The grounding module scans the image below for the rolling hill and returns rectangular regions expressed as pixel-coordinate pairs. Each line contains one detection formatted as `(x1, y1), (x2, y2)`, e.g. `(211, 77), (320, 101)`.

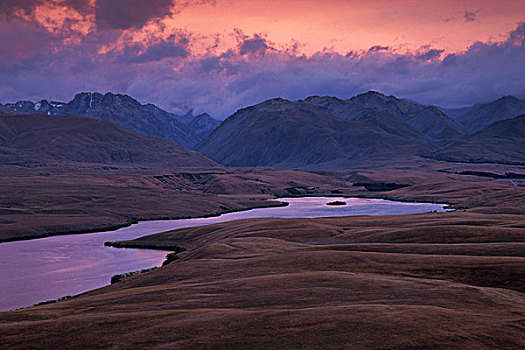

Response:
(0, 114), (217, 168)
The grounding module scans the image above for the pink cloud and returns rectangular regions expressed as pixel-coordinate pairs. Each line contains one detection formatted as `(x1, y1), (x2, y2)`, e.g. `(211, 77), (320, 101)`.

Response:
(0, 9), (523, 120)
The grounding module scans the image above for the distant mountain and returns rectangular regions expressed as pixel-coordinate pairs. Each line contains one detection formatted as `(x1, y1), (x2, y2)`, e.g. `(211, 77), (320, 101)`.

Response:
(175, 112), (221, 141)
(196, 98), (433, 170)
(0, 114), (217, 168)
(6, 92), (219, 148)
(442, 96), (525, 132)
(428, 115), (525, 165)
(0, 103), (15, 115)
(303, 91), (467, 140)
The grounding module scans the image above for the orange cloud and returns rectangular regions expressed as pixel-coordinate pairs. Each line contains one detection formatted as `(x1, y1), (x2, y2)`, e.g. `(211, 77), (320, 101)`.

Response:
(167, 0), (525, 55)
(33, 1), (94, 42)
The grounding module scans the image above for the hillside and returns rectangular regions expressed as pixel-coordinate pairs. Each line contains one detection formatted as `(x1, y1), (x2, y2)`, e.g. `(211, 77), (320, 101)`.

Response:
(429, 114), (525, 164)
(4, 202), (525, 348)
(0, 114), (217, 168)
(6, 93), (220, 148)
(303, 91), (467, 139)
(196, 98), (433, 169)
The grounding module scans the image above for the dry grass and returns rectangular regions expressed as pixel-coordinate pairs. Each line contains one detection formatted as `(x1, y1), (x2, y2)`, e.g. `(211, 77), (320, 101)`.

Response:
(1, 162), (525, 349)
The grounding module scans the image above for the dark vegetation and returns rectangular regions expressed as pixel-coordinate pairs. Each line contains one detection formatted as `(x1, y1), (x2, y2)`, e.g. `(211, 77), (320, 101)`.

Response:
(455, 171), (525, 179)
(32, 296), (72, 307)
(162, 252), (182, 266)
(353, 182), (410, 191)
(106, 241), (187, 267)
(105, 241), (186, 253)
(326, 201), (346, 206)
(110, 267), (158, 284)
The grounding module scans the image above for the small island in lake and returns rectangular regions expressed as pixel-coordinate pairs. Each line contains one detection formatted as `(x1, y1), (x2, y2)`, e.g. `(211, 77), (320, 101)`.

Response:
(326, 201), (347, 206)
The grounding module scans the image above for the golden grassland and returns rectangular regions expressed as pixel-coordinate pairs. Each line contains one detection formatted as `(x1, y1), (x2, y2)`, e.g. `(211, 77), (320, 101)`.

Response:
(1, 164), (525, 349)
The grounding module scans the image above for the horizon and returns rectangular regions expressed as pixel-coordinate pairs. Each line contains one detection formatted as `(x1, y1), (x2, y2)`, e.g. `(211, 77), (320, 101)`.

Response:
(0, 1), (524, 118)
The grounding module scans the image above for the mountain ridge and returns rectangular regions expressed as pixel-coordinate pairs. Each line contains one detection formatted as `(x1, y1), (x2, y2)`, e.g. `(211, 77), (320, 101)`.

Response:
(302, 91), (467, 140)
(196, 97), (434, 170)
(440, 95), (525, 132)
(427, 114), (525, 165)
(6, 92), (220, 149)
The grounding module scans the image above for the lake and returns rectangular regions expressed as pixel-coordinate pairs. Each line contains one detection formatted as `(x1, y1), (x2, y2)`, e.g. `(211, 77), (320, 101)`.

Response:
(0, 197), (447, 311)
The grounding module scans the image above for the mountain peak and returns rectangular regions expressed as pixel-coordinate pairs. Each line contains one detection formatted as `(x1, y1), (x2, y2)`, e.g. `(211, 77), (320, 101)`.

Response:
(6, 91), (220, 149)
(454, 95), (525, 132)
(362, 90), (386, 96)
(353, 90), (390, 99)
(237, 97), (292, 113)
(424, 105), (445, 114)
(303, 95), (344, 103)
(496, 95), (520, 103)
(265, 97), (290, 104)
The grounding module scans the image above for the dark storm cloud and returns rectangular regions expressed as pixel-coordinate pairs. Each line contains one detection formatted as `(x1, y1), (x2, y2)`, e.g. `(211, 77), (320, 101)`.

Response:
(0, 15), (523, 119)
(117, 36), (190, 63)
(239, 34), (270, 56)
(464, 10), (477, 22)
(95, 0), (174, 30)
(0, 19), (55, 66)
(135, 22), (525, 117)
(0, 0), (91, 18)
(368, 45), (389, 53)
(417, 49), (444, 61)
(0, 0), (41, 17)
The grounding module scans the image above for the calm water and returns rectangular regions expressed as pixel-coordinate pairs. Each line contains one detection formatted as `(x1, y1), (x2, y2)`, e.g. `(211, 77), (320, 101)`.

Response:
(0, 197), (446, 311)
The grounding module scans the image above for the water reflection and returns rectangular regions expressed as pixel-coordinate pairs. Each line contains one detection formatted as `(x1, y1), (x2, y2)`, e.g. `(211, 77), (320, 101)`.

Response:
(0, 197), (446, 311)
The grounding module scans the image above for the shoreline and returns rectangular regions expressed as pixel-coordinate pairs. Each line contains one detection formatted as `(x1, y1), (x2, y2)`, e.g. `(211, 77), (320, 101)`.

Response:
(275, 193), (455, 206)
(0, 200), (290, 244)
(0, 192), (455, 244)
(1, 196), (451, 311)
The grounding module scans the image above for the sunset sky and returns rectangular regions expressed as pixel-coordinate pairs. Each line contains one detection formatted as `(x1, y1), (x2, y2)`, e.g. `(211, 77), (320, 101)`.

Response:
(1, 0), (524, 118)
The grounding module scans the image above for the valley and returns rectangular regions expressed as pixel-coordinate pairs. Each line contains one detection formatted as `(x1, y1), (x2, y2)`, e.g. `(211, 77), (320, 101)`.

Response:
(1, 91), (524, 349)
(2, 3), (525, 348)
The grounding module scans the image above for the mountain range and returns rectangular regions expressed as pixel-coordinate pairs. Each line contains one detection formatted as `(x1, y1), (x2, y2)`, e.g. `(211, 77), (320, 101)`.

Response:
(3, 91), (525, 170)
(6, 92), (220, 149)
(302, 91), (467, 140)
(197, 92), (525, 169)
(442, 96), (525, 132)
(429, 114), (525, 165)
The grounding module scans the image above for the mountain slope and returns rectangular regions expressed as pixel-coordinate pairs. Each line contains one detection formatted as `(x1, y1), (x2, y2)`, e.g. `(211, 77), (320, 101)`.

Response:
(303, 91), (467, 139)
(179, 112), (221, 141)
(352, 108), (428, 140)
(0, 114), (217, 168)
(6, 93), (220, 148)
(196, 98), (433, 170)
(447, 96), (525, 132)
(428, 114), (525, 164)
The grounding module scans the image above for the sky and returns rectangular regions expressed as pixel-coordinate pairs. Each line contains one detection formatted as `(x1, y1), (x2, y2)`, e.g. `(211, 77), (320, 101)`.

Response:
(0, 0), (524, 118)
